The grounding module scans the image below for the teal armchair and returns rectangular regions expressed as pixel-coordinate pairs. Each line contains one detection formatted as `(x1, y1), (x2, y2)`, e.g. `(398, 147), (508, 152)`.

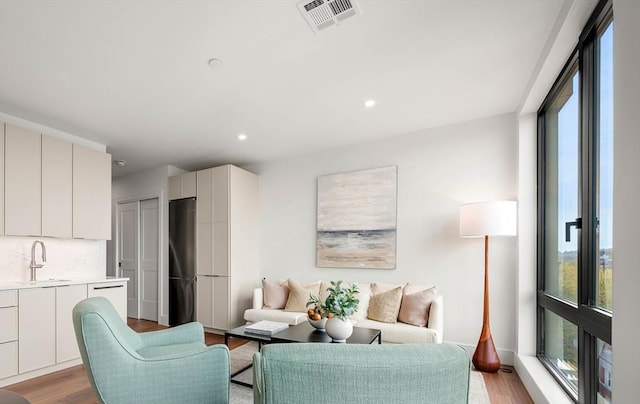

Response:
(73, 297), (230, 404)
(253, 343), (470, 404)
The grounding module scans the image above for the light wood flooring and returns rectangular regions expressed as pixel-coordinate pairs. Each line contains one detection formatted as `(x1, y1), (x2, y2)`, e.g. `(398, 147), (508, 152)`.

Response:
(4, 318), (533, 403)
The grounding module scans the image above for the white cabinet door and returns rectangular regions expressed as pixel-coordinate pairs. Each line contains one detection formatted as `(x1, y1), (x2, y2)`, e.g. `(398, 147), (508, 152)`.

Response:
(88, 281), (127, 321)
(0, 341), (18, 379)
(196, 168), (214, 223)
(56, 284), (87, 363)
(42, 135), (73, 238)
(4, 124), (41, 236)
(0, 122), (4, 235)
(169, 172), (197, 200)
(73, 144), (111, 239)
(212, 276), (230, 330)
(19, 287), (56, 373)
(196, 276), (213, 328)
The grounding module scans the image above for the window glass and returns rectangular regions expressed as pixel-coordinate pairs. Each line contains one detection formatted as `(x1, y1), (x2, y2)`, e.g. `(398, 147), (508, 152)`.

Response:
(544, 309), (578, 393)
(597, 339), (613, 403)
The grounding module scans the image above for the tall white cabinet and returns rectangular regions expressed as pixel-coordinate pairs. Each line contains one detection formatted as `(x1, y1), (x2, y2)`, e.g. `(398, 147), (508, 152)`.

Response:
(196, 165), (258, 331)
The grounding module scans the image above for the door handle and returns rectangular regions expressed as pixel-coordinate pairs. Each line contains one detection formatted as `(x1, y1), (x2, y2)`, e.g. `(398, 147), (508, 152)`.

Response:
(565, 218), (582, 242)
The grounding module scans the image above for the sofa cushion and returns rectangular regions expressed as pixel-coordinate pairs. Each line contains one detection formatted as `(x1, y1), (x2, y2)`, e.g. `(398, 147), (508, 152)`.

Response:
(284, 280), (321, 312)
(367, 285), (402, 323)
(355, 319), (439, 343)
(352, 282), (371, 321)
(244, 308), (309, 325)
(398, 285), (437, 327)
(262, 279), (289, 309)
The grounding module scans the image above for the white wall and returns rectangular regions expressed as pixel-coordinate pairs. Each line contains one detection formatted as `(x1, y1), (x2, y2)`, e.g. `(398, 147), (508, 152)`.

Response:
(246, 113), (518, 358)
(612, 1), (640, 401)
(111, 165), (177, 325)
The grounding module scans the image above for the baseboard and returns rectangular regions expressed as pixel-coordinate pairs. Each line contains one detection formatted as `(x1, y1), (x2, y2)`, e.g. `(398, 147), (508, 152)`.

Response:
(0, 358), (82, 388)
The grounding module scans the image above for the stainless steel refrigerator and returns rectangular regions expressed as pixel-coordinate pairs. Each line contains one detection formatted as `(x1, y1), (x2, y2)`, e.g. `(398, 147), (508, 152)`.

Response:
(169, 197), (196, 326)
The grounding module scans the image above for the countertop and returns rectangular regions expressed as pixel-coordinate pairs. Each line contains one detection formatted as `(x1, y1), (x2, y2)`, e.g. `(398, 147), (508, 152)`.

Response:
(0, 277), (129, 291)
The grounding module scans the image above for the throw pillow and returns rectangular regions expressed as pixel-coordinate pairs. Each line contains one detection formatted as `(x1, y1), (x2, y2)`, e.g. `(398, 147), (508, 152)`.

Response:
(284, 279), (321, 312)
(262, 279), (289, 309)
(367, 285), (403, 323)
(398, 285), (437, 327)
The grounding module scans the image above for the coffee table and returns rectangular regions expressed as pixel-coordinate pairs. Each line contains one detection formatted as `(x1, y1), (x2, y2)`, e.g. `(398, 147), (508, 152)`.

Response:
(224, 322), (382, 387)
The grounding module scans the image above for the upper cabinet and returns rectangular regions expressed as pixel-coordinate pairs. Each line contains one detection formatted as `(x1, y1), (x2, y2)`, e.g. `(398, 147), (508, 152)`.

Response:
(73, 144), (112, 240)
(1, 122), (111, 240)
(4, 124), (42, 236)
(169, 172), (196, 200)
(0, 123), (4, 236)
(42, 136), (73, 238)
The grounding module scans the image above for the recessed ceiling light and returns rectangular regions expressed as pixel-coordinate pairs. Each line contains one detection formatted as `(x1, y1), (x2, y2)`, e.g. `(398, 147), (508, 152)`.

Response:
(208, 58), (222, 68)
(237, 133), (247, 141)
(364, 99), (376, 108)
(114, 160), (127, 167)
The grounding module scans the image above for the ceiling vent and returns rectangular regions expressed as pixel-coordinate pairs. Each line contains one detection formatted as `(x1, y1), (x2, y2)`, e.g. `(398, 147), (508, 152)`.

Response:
(297, 0), (362, 33)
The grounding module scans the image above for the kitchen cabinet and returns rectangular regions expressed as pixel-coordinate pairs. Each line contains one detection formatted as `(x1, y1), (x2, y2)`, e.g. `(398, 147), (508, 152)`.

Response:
(0, 290), (18, 379)
(0, 123), (4, 236)
(4, 124), (41, 236)
(169, 172), (196, 200)
(56, 284), (87, 363)
(73, 143), (112, 239)
(195, 165), (258, 330)
(88, 281), (127, 320)
(42, 135), (73, 238)
(19, 287), (56, 374)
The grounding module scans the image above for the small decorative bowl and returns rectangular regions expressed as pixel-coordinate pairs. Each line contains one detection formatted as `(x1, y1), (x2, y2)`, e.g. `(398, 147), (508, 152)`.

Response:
(308, 316), (328, 331)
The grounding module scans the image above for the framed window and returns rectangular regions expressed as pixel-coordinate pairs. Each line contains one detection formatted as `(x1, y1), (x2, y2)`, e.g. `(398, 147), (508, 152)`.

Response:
(537, 1), (612, 402)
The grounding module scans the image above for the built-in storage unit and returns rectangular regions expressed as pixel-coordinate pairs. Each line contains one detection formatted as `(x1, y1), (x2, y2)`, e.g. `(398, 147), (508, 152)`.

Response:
(42, 135), (73, 238)
(195, 165), (258, 331)
(73, 144), (112, 240)
(4, 124), (41, 236)
(55, 284), (87, 363)
(0, 290), (18, 379)
(18, 287), (56, 374)
(168, 172), (197, 200)
(88, 281), (128, 320)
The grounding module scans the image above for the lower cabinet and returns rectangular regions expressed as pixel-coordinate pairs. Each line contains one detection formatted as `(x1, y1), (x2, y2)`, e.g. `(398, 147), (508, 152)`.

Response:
(88, 281), (127, 320)
(0, 290), (18, 379)
(19, 287), (56, 374)
(196, 275), (229, 330)
(56, 284), (87, 363)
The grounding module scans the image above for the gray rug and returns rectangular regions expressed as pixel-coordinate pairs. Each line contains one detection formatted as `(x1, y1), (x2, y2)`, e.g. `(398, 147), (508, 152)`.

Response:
(229, 342), (490, 404)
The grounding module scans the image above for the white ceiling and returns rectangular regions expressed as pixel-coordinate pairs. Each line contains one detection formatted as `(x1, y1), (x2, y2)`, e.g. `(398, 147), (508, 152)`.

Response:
(0, 0), (567, 177)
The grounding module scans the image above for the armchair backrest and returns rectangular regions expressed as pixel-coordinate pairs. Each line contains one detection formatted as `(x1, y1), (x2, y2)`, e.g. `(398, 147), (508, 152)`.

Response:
(253, 343), (470, 404)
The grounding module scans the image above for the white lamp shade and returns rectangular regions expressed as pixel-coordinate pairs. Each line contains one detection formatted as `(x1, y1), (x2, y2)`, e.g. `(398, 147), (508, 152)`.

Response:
(459, 201), (517, 237)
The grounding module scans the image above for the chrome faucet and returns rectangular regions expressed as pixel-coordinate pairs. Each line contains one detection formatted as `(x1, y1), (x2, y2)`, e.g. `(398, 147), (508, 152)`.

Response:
(29, 240), (47, 282)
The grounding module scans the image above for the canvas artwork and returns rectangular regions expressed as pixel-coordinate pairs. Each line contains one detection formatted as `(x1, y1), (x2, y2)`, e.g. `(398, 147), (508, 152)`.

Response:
(316, 166), (397, 269)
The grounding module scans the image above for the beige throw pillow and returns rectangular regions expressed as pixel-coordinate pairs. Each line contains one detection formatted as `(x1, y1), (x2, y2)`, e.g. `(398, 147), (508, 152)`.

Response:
(397, 285), (437, 327)
(284, 280), (321, 312)
(262, 279), (289, 309)
(367, 285), (403, 323)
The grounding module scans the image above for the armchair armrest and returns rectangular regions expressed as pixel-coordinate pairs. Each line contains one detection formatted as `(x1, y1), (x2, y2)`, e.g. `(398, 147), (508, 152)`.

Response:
(253, 287), (263, 310)
(427, 295), (444, 343)
(138, 322), (205, 347)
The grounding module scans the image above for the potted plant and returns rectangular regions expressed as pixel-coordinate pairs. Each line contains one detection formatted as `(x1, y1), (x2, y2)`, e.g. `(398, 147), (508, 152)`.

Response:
(307, 280), (359, 341)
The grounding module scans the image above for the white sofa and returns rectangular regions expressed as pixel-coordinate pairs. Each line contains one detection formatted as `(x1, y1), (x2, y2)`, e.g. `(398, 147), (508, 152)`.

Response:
(244, 283), (443, 344)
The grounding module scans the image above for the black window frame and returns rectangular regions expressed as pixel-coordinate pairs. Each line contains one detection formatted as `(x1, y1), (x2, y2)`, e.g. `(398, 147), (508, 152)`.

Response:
(536, 0), (613, 402)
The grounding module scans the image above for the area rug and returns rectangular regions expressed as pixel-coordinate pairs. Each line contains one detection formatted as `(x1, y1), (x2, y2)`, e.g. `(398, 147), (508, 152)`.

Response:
(229, 342), (490, 404)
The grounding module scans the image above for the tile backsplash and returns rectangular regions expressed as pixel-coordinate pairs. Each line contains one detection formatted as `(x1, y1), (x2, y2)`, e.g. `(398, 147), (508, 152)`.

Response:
(0, 236), (107, 282)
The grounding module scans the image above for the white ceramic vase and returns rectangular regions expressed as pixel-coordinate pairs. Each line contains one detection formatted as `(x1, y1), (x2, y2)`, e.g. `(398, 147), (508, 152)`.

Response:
(325, 317), (353, 342)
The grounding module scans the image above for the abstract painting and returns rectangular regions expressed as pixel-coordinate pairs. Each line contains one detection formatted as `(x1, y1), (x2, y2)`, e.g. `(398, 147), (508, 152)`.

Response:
(316, 166), (397, 269)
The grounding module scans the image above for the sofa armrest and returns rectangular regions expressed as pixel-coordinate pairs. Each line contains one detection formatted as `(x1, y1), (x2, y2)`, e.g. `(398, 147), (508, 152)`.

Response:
(427, 295), (444, 343)
(253, 287), (263, 310)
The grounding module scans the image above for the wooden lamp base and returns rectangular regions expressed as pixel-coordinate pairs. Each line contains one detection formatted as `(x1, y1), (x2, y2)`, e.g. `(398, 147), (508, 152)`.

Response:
(472, 332), (501, 373)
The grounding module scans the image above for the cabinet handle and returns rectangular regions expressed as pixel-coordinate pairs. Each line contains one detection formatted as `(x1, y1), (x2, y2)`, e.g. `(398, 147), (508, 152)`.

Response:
(92, 285), (124, 290)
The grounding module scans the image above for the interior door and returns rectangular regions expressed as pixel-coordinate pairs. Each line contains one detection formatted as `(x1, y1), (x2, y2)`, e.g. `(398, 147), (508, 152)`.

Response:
(118, 201), (138, 319)
(140, 198), (159, 321)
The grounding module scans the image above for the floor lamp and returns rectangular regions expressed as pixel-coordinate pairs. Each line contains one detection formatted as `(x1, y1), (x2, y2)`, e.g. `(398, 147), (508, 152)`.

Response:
(459, 201), (517, 373)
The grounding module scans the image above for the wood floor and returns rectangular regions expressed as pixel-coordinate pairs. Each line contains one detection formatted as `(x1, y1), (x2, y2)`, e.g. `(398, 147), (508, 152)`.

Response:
(4, 319), (532, 403)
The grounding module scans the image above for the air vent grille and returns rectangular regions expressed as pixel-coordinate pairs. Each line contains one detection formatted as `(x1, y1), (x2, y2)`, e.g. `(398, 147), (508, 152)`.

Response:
(297, 0), (361, 33)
